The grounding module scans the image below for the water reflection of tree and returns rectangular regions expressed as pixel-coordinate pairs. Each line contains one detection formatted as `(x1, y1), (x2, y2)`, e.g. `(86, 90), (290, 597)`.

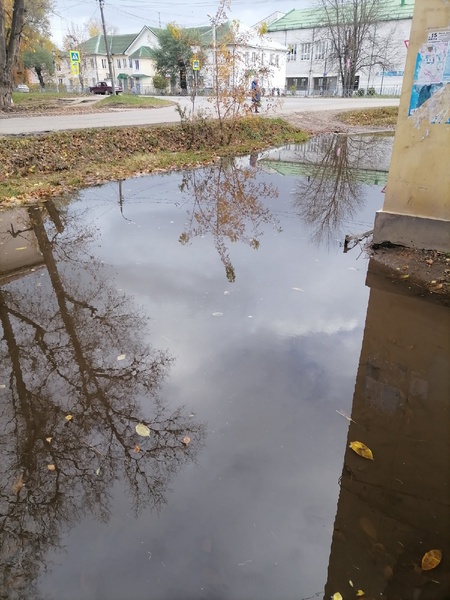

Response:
(294, 134), (385, 245)
(179, 159), (280, 282)
(0, 203), (205, 599)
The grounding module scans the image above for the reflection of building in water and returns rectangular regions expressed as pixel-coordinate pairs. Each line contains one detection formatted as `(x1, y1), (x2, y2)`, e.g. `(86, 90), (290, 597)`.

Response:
(324, 261), (450, 599)
(260, 135), (393, 185)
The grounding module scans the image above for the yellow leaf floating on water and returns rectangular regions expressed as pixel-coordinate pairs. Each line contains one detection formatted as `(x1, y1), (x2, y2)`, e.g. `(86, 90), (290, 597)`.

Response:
(359, 516), (377, 540)
(421, 549), (442, 571)
(348, 581), (353, 588)
(349, 441), (374, 460)
(356, 591), (365, 597)
(332, 593), (343, 600)
(135, 423), (150, 437)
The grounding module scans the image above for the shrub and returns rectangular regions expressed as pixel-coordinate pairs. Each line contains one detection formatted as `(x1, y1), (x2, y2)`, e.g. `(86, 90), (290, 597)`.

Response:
(367, 87), (376, 96)
(153, 74), (168, 93)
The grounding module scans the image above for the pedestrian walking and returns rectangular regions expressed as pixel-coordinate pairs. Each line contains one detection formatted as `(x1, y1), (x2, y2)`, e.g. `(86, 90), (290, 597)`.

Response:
(251, 77), (261, 113)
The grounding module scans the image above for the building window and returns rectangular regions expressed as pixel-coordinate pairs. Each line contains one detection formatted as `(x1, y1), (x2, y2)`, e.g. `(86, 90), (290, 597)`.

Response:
(101, 58), (107, 68)
(287, 76), (308, 90)
(275, 54), (279, 67)
(288, 45), (297, 61)
(134, 59), (140, 70)
(314, 40), (327, 60)
(90, 58), (95, 69)
(244, 52), (249, 66)
(270, 53), (275, 65)
(59, 78), (63, 85)
(129, 59), (133, 68)
(251, 52), (257, 64)
(117, 59), (121, 68)
(300, 43), (311, 61)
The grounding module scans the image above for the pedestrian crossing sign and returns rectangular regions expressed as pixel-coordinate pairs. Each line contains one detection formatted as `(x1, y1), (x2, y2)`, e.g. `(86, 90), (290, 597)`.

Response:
(70, 51), (80, 62)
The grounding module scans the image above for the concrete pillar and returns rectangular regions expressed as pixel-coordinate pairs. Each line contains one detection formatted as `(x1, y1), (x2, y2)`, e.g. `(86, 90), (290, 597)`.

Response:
(373, 0), (450, 252)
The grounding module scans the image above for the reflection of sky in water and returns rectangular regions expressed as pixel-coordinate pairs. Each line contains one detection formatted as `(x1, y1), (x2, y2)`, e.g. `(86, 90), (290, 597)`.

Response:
(35, 159), (386, 599)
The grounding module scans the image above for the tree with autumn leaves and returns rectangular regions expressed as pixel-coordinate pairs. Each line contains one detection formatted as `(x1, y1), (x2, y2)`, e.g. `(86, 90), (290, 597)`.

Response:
(0, 0), (52, 108)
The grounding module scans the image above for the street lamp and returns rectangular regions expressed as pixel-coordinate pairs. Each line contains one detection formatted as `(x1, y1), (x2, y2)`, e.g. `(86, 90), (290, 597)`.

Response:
(206, 13), (216, 93)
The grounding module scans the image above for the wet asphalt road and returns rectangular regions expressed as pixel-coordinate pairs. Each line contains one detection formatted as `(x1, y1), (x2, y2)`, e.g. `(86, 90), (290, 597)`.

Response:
(0, 96), (399, 136)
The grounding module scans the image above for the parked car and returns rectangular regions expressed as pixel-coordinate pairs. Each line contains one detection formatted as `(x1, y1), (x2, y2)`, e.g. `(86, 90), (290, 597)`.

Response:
(15, 84), (30, 93)
(89, 81), (122, 95)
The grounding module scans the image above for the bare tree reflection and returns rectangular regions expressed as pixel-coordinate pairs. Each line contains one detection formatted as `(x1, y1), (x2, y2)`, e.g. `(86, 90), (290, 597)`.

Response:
(0, 202), (205, 598)
(293, 134), (389, 245)
(179, 158), (281, 282)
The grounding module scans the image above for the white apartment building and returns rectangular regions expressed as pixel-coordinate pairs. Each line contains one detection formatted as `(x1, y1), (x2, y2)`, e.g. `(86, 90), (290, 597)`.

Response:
(266, 0), (414, 96)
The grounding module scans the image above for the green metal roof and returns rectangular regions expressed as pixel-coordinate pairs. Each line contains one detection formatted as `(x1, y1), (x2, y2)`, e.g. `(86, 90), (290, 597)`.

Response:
(128, 46), (154, 59)
(267, 0), (415, 32)
(80, 33), (138, 55)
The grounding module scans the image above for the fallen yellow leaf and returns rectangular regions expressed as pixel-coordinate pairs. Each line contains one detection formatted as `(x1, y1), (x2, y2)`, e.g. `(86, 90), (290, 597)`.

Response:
(430, 283), (443, 292)
(65, 414), (73, 421)
(133, 444), (140, 453)
(399, 274), (409, 279)
(45, 437), (52, 443)
(359, 516), (377, 539)
(421, 549), (442, 571)
(182, 436), (191, 446)
(332, 593), (343, 600)
(349, 441), (374, 460)
(47, 464), (56, 471)
(356, 591), (365, 597)
(135, 423), (150, 437)
(12, 473), (24, 494)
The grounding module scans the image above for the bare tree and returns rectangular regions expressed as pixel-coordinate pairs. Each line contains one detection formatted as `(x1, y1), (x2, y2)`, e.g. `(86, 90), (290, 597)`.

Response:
(0, 201), (206, 596)
(293, 134), (388, 245)
(316, 0), (398, 96)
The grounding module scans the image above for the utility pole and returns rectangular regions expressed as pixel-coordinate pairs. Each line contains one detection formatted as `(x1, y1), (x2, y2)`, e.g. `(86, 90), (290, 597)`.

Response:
(99, 0), (115, 94)
(206, 13), (217, 94)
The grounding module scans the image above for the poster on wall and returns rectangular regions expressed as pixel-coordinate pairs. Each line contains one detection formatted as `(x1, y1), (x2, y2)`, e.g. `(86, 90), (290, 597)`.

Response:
(408, 29), (450, 124)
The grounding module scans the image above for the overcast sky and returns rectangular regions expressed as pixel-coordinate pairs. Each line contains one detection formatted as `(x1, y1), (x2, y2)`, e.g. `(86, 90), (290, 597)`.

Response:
(50, 0), (314, 47)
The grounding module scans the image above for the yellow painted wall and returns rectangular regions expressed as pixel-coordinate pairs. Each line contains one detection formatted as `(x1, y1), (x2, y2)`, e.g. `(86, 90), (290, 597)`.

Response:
(374, 0), (450, 251)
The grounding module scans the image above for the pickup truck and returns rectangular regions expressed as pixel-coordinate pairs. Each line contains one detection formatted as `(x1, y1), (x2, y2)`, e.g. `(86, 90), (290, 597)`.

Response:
(89, 81), (122, 95)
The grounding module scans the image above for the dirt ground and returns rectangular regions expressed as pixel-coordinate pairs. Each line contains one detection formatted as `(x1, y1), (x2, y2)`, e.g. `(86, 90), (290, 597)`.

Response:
(283, 108), (395, 135)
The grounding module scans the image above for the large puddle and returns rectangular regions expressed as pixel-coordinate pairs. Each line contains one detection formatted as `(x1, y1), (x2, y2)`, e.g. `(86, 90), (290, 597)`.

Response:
(1, 135), (449, 600)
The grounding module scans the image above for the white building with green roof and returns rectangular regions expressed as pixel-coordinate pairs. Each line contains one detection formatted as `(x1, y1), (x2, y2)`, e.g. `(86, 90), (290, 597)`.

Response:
(77, 27), (161, 93)
(266, 0), (415, 96)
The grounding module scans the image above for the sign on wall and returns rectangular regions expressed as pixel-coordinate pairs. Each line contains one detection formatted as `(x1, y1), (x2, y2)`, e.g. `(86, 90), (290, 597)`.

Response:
(408, 28), (450, 124)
